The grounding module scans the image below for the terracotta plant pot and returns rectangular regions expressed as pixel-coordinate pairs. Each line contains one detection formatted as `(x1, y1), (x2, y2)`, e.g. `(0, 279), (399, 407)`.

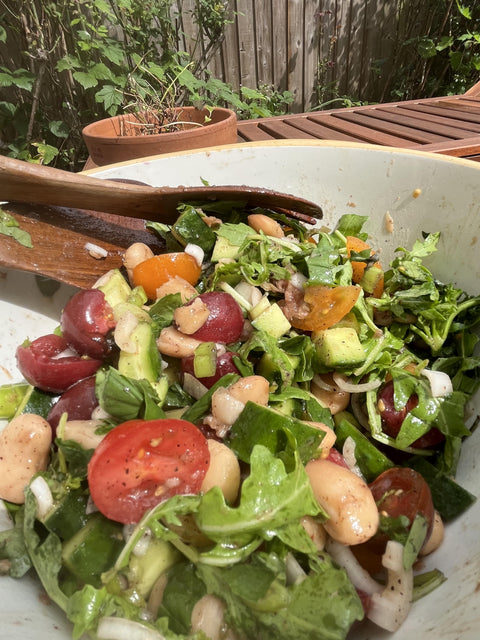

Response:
(82, 106), (238, 166)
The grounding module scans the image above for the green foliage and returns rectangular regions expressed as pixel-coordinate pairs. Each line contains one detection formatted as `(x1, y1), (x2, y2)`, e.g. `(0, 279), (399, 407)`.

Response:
(386, 0), (480, 101)
(0, 0), (291, 170)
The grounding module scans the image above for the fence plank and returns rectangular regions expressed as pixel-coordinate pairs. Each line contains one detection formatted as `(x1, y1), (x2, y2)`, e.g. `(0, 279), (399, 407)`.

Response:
(287, 0), (306, 111)
(236, 0), (258, 89)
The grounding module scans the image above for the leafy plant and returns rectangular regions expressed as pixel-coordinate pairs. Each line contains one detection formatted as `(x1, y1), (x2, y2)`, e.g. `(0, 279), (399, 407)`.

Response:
(0, 0), (291, 169)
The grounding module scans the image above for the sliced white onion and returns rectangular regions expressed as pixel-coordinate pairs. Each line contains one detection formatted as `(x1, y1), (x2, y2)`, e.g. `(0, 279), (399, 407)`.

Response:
(185, 243), (204, 267)
(85, 242), (108, 259)
(367, 540), (413, 632)
(183, 372), (209, 400)
(114, 311), (139, 353)
(312, 374), (336, 392)
(0, 499), (13, 532)
(350, 393), (370, 429)
(326, 538), (382, 596)
(290, 271), (307, 290)
(91, 405), (112, 421)
(285, 552), (307, 585)
(96, 617), (166, 640)
(341, 437), (364, 479)
(234, 281), (263, 307)
(332, 372), (381, 393)
(421, 368), (453, 397)
(30, 476), (54, 519)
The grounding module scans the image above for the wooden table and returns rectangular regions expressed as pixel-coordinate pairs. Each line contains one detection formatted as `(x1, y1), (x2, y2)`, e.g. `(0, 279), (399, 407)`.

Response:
(236, 84), (480, 162)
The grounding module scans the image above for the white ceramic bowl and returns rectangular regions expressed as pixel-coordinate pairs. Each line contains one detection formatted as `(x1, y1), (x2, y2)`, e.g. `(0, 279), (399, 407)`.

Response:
(0, 141), (479, 640)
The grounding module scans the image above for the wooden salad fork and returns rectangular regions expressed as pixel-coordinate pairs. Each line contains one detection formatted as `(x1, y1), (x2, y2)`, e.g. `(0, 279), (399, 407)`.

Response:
(0, 155), (322, 289)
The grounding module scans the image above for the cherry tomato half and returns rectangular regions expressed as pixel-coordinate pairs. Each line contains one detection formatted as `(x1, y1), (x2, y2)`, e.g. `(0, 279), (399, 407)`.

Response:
(369, 467), (435, 540)
(87, 418), (210, 524)
(132, 253), (201, 300)
(290, 285), (360, 332)
(16, 334), (102, 393)
(346, 236), (384, 298)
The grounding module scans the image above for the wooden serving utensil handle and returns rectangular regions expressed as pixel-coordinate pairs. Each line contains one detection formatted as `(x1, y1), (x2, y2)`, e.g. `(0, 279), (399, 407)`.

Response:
(0, 155), (323, 224)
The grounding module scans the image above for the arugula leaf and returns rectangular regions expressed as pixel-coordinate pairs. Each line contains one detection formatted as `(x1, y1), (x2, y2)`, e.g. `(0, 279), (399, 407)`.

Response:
(0, 506), (31, 577)
(199, 550), (363, 640)
(149, 293), (184, 337)
(335, 213), (369, 239)
(196, 446), (322, 563)
(305, 233), (343, 285)
(0, 207), (32, 247)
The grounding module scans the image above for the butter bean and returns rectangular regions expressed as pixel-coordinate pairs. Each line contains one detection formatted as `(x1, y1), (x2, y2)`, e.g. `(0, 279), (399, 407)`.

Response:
(305, 457), (379, 545)
(123, 242), (154, 284)
(201, 439), (241, 503)
(0, 414), (52, 504)
(156, 326), (203, 357)
(228, 375), (270, 406)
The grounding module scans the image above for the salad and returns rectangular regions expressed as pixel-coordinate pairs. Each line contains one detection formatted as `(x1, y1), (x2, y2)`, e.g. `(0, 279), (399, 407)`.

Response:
(0, 203), (479, 640)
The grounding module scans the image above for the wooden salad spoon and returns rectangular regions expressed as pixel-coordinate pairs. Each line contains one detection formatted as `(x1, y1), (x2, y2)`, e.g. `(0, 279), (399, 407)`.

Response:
(0, 155), (323, 289)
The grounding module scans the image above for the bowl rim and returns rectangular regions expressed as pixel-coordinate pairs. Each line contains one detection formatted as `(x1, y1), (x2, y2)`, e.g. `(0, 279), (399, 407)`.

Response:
(82, 138), (480, 175)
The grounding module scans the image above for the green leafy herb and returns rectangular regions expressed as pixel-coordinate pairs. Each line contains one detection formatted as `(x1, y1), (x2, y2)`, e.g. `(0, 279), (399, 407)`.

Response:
(0, 208), (32, 248)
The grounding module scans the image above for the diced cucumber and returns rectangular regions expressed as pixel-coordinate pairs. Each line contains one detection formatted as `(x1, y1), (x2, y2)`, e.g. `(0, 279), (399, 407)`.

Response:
(252, 303), (291, 338)
(0, 383), (30, 419)
(211, 236), (240, 262)
(315, 327), (366, 368)
(333, 411), (393, 482)
(62, 512), (123, 586)
(128, 537), (180, 598)
(172, 208), (216, 252)
(408, 457), (477, 521)
(360, 265), (383, 294)
(43, 488), (89, 540)
(118, 322), (161, 382)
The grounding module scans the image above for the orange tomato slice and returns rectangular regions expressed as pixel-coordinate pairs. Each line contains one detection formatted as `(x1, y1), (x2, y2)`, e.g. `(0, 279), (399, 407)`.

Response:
(346, 236), (384, 298)
(291, 285), (361, 332)
(132, 252), (201, 299)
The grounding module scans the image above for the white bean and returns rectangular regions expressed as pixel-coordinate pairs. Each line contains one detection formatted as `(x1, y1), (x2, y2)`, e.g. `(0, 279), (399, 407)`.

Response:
(155, 275), (197, 303)
(0, 414), (52, 504)
(201, 439), (241, 503)
(211, 387), (245, 426)
(228, 375), (270, 406)
(173, 297), (209, 335)
(156, 326), (203, 357)
(123, 242), (154, 285)
(248, 213), (285, 238)
(191, 594), (226, 640)
(305, 457), (379, 545)
(419, 510), (444, 556)
(62, 419), (106, 450)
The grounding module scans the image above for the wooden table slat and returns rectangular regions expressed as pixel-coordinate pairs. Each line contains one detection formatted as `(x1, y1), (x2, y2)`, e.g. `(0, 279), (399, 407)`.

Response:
(262, 116), (361, 142)
(307, 113), (419, 147)
(395, 103), (480, 130)
(331, 111), (448, 144)
(367, 106), (477, 139)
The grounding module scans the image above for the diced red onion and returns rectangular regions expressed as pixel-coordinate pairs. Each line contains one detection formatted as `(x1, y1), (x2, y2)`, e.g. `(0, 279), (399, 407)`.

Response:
(332, 372), (381, 393)
(30, 476), (54, 519)
(185, 243), (204, 267)
(421, 368), (453, 397)
(96, 617), (166, 640)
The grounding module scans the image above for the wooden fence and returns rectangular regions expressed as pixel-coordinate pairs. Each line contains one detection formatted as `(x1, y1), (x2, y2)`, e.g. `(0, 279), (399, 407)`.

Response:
(176, 0), (436, 113)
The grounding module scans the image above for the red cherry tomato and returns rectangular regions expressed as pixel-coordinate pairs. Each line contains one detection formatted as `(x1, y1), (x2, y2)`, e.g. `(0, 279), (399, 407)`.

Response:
(16, 334), (102, 393)
(378, 380), (444, 448)
(187, 292), (244, 343)
(47, 375), (98, 432)
(369, 467), (435, 540)
(87, 419), (210, 524)
(181, 351), (240, 388)
(61, 289), (116, 359)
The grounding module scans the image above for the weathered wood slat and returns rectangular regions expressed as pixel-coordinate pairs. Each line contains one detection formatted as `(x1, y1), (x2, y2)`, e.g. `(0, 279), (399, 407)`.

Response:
(362, 107), (473, 139)
(283, 116), (362, 141)
(331, 111), (447, 143)
(287, 0), (305, 111)
(395, 104), (480, 131)
(307, 113), (419, 147)
(255, 0), (274, 86)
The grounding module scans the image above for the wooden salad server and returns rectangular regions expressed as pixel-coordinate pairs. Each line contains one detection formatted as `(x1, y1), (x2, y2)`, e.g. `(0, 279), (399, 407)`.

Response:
(0, 155), (323, 289)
